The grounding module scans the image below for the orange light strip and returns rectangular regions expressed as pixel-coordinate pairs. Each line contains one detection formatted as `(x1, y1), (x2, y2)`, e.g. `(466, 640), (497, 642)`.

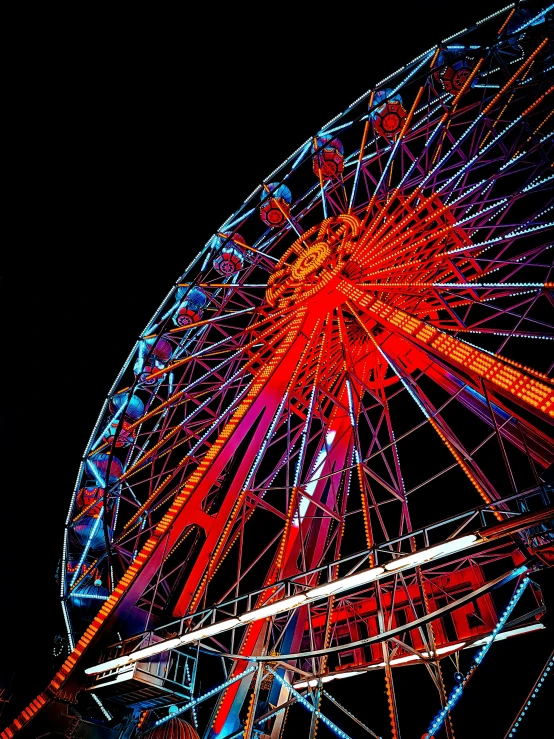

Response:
(122, 426), (194, 483)
(157, 307), (258, 336)
(121, 313), (302, 533)
(497, 7), (515, 36)
(341, 282), (554, 418)
(348, 118), (371, 215)
(482, 38), (549, 117)
(274, 316), (328, 576)
(359, 467), (376, 566)
(431, 58), (485, 166)
(521, 83), (554, 117)
(480, 60), (534, 150)
(360, 50), (443, 240)
(367, 90), (419, 217)
(358, 44), (548, 260)
(215, 234), (279, 262)
(428, 418), (503, 520)
(45, 310), (308, 698)
(93, 310), (292, 460)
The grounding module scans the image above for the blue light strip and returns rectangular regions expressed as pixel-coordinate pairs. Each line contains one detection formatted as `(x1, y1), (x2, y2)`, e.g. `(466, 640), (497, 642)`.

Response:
(243, 391), (288, 491)
(322, 690), (382, 739)
(293, 385), (317, 489)
(152, 666), (257, 727)
(444, 220), (554, 257)
(509, 4), (554, 34)
(435, 115), (521, 195)
(475, 4), (514, 26)
(69, 510), (104, 587)
(219, 207), (256, 233)
(425, 574), (530, 738)
(267, 667), (352, 739)
(504, 648), (554, 737)
(346, 379), (356, 427)
(522, 170), (554, 192)
(373, 343), (430, 418)
(291, 141), (312, 171)
(364, 51), (435, 203)
(91, 692), (113, 721)
(185, 663), (198, 729)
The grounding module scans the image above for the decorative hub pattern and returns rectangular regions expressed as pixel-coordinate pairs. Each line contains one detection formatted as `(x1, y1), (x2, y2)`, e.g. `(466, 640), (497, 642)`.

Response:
(266, 213), (360, 307)
(290, 241), (330, 281)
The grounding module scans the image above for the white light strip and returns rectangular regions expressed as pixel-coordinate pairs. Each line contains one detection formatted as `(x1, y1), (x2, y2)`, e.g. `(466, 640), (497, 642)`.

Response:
(90, 666), (136, 689)
(379, 642), (467, 666)
(86, 656), (132, 674)
(308, 567), (385, 598)
(384, 535), (478, 571)
(294, 670), (366, 689)
(179, 618), (239, 643)
(85, 533), (482, 676)
(85, 638), (182, 674)
(468, 623), (545, 647)
(293, 628), (542, 686)
(239, 594), (308, 622)
(130, 638), (182, 661)
(442, 28), (467, 42)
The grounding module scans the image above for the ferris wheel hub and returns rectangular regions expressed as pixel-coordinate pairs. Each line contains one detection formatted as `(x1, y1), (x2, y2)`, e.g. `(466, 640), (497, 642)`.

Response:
(291, 240), (331, 281)
(266, 213), (361, 307)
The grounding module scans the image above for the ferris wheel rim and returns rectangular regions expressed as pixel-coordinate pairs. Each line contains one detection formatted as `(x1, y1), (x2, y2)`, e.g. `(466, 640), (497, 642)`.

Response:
(4, 4), (553, 739)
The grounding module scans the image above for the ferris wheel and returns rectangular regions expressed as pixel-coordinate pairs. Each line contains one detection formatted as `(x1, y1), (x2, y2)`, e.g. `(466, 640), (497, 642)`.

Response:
(3, 3), (554, 738)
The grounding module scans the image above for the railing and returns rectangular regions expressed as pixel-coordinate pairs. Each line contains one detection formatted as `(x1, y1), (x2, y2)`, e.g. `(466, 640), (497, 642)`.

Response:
(95, 485), (552, 663)
(95, 636), (197, 692)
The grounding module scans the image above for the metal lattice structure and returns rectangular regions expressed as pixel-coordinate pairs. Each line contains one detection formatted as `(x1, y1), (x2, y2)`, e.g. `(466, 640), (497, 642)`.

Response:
(3, 3), (554, 738)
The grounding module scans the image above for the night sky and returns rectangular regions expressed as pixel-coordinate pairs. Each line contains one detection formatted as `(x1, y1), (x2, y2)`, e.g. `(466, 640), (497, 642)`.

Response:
(3, 3), (552, 737)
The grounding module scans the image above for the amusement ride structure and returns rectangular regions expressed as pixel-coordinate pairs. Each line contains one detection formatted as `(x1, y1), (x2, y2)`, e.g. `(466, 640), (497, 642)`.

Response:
(3, 3), (554, 737)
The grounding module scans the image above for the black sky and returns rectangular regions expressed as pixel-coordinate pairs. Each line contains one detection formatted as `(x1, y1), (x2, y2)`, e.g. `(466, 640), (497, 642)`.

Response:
(3, 3), (552, 736)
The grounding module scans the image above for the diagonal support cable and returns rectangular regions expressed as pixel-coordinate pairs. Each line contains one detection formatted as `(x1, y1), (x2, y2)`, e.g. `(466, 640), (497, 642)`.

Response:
(267, 667), (353, 739)
(423, 575), (530, 738)
(322, 689), (382, 738)
(146, 665), (257, 730)
(503, 647), (554, 737)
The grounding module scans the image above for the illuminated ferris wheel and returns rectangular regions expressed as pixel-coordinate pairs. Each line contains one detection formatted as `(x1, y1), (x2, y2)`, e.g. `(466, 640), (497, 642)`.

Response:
(3, 3), (554, 738)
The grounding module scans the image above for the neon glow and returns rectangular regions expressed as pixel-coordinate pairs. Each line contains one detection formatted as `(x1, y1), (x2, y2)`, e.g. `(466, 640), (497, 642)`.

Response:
(294, 670), (366, 689)
(425, 575), (530, 738)
(7, 6), (553, 738)
(384, 535), (478, 571)
(179, 618), (240, 643)
(505, 648), (553, 737)
(308, 567), (385, 598)
(295, 429), (336, 525)
(268, 668), (353, 739)
(238, 594), (308, 622)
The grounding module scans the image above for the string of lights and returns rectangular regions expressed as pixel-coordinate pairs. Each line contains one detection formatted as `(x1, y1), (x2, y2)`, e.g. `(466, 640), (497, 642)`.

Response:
(503, 647), (554, 738)
(423, 573), (530, 738)
(267, 668), (353, 739)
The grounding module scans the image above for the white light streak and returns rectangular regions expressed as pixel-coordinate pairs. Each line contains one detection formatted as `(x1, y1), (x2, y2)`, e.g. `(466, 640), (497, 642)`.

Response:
(308, 567), (384, 598)
(384, 535), (478, 571)
(238, 594), (308, 622)
(179, 618), (240, 643)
